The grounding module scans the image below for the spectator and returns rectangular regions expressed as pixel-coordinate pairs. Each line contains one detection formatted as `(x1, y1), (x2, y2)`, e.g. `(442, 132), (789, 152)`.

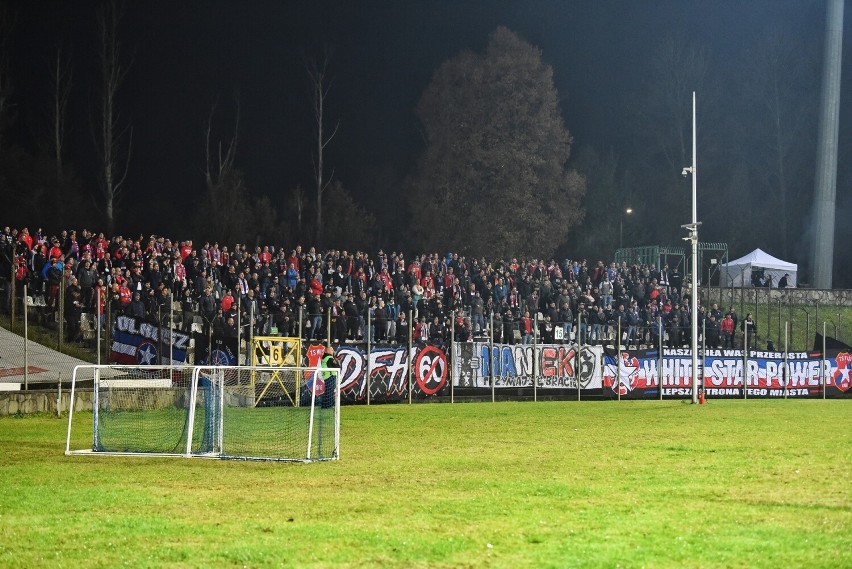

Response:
(128, 292), (146, 319)
(307, 293), (323, 340)
(429, 315), (446, 347)
(332, 297), (347, 344)
(705, 314), (720, 348)
(396, 311), (411, 344)
(720, 313), (734, 349)
(342, 292), (358, 340)
(538, 314), (555, 344)
(557, 301), (573, 344)
(64, 287), (83, 342)
(741, 313), (757, 348)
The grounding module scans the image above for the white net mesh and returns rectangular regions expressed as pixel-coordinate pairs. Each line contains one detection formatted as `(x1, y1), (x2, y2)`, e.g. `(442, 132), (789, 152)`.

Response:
(66, 365), (339, 462)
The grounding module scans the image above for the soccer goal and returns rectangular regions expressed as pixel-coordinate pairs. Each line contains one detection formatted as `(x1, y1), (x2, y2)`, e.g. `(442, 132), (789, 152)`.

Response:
(65, 364), (340, 462)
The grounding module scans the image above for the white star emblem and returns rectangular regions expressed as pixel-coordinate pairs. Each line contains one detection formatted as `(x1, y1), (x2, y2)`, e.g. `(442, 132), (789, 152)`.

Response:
(138, 343), (157, 365)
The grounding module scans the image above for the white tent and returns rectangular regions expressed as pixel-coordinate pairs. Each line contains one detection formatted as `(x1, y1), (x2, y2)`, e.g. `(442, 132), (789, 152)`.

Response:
(719, 248), (797, 288)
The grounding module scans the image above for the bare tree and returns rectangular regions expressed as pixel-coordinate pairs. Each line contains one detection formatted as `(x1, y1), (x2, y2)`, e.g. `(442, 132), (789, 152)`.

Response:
(741, 28), (818, 259)
(204, 98), (239, 198)
(636, 35), (711, 174)
(201, 97), (253, 243)
(629, 33), (722, 244)
(50, 45), (72, 182)
(290, 184), (307, 236)
(305, 54), (339, 247)
(95, 0), (132, 235)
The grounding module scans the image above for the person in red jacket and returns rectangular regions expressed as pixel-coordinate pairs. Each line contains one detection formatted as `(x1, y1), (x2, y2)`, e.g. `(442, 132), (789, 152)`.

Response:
(18, 227), (33, 251)
(118, 282), (132, 313)
(48, 238), (63, 260)
(309, 275), (324, 297)
(720, 313), (735, 349)
(179, 240), (193, 261)
(221, 290), (235, 314)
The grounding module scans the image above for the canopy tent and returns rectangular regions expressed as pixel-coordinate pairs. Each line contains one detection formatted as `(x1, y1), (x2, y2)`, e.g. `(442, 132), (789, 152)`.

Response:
(719, 248), (797, 288)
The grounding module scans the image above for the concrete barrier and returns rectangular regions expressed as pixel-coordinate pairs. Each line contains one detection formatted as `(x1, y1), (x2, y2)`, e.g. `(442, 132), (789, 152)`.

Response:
(0, 389), (94, 416)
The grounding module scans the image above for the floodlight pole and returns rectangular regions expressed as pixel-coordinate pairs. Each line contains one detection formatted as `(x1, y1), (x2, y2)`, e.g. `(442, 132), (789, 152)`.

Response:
(682, 91), (700, 405)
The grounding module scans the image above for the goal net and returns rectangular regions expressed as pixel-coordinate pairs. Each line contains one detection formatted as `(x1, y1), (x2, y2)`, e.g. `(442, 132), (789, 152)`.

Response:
(65, 364), (340, 462)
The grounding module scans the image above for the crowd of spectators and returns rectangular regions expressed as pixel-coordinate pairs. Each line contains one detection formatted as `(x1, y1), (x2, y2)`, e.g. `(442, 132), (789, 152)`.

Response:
(0, 225), (757, 349)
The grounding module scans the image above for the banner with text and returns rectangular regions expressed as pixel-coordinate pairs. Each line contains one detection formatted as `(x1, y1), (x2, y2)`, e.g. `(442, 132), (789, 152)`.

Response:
(601, 348), (852, 399)
(110, 315), (190, 365)
(452, 342), (603, 390)
(305, 343), (448, 403)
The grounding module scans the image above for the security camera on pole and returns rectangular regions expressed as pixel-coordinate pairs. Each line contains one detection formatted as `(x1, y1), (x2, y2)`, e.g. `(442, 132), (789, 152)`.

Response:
(682, 92), (700, 405)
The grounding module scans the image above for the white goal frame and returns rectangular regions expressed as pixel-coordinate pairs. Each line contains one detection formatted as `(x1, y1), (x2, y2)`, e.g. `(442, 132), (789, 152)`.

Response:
(65, 364), (341, 462)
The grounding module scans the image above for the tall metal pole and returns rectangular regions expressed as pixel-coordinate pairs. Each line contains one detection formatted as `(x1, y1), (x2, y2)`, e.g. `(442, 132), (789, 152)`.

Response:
(777, 299), (782, 348)
(617, 317), (622, 402)
(170, 293), (175, 366)
(822, 322), (827, 399)
(743, 327), (749, 399)
(236, 297), (242, 366)
(297, 306), (304, 401)
(157, 304), (163, 364)
(576, 313), (582, 402)
(489, 312), (495, 403)
(249, 301), (254, 368)
(24, 284), (29, 390)
(783, 321), (789, 399)
(10, 259), (16, 329)
(325, 307), (331, 345)
(106, 296), (112, 364)
(533, 313), (538, 402)
(811, 0), (844, 288)
(410, 310), (415, 405)
(96, 287), (101, 366)
(366, 308), (372, 406)
(687, 91), (700, 405)
(701, 318), (706, 395)
(59, 271), (65, 353)
(658, 317), (664, 400)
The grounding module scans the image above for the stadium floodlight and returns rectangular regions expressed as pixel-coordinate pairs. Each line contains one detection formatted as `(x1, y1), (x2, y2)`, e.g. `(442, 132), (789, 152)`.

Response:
(65, 364), (340, 462)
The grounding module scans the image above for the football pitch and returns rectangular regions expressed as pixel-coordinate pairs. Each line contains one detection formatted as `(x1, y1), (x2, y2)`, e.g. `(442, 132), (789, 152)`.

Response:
(1, 400), (849, 568)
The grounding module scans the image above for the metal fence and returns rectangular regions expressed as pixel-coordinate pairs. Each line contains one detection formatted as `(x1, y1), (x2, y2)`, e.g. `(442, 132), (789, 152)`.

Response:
(2, 275), (851, 406)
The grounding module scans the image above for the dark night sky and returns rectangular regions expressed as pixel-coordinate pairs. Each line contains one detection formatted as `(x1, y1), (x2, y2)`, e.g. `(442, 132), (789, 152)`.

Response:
(6, 0), (849, 246)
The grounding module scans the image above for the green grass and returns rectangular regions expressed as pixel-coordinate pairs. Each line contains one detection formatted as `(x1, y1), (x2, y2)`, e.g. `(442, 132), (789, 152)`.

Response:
(1, 401), (850, 568)
(91, 403), (334, 459)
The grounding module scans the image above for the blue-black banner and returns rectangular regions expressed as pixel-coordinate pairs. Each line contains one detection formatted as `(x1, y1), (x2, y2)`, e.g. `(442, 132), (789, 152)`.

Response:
(193, 334), (238, 366)
(110, 315), (190, 365)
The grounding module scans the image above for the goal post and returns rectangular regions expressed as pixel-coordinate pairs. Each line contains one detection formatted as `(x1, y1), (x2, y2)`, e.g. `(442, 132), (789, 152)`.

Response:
(65, 365), (197, 457)
(65, 364), (340, 462)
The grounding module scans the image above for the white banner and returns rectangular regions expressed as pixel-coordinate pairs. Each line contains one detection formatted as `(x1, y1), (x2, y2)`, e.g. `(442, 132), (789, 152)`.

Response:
(453, 342), (602, 389)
